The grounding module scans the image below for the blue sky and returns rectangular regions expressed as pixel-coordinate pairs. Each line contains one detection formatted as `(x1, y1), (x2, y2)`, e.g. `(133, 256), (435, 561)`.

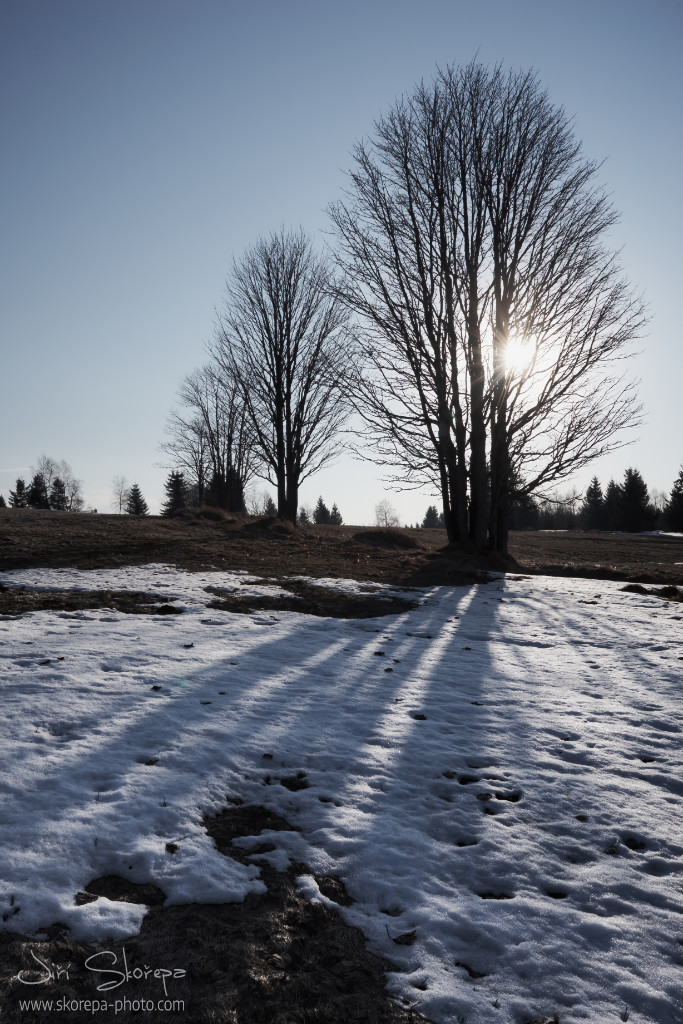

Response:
(1, 0), (681, 520)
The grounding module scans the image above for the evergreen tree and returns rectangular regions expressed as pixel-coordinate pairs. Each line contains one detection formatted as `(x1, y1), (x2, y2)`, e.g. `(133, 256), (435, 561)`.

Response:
(298, 507), (310, 525)
(313, 496), (330, 524)
(49, 477), (68, 511)
(422, 505), (440, 528)
(161, 471), (186, 517)
(26, 473), (50, 509)
(617, 468), (656, 532)
(125, 483), (149, 516)
(664, 466), (683, 532)
(263, 495), (277, 516)
(603, 480), (622, 531)
(329, 503), (343, 525)
(579, 477), (605, 530)
(8, 479), (28, 508)
(0, 494), (6, 507)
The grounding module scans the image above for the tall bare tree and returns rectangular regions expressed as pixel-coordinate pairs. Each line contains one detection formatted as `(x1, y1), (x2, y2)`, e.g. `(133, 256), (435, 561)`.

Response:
(330, 62), (645, 553)
(213, 229), (351, 521)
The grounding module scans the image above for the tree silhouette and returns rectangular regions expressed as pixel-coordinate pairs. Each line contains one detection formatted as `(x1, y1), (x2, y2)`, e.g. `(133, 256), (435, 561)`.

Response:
(422, 505), (441, 529)
(8, 479), (28, 508)
(49, 477), (68, 511)
(329, 503), (343, 525)
(580, 478), (606, 531)
(125, 484), (149, 516)
(214, 229), (351, 522)
(161, 471), (186, 517)
(26, 473), (50, 509)
(617, 469), (656, 532)
(313, 496), (330, 524)
(330, 62), (644, 553)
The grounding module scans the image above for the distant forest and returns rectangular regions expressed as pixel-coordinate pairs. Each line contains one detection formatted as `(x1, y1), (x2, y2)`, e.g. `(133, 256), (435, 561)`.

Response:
(2, 462), (682, 535)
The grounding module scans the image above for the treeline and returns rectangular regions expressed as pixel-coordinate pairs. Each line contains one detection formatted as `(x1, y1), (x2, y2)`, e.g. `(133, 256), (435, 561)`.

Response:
(3, 457), (84, 512)
(299, 497), (343, 525)
(157, 472), (346, 527)
(508, 467), (683, 533)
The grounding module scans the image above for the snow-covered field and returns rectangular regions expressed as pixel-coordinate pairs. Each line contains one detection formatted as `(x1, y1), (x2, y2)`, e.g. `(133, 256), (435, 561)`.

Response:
(1, 564), (682, 1024)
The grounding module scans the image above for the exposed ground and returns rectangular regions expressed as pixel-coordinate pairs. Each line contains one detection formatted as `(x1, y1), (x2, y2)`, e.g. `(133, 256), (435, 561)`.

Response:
(1, 507), (682, 586)
(0, 507), (681, 1023)
(0, 805), (426, 1024)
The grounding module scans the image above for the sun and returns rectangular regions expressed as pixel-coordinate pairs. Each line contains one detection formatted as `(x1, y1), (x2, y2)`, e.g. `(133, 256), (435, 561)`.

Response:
(502, 335), (536, 375)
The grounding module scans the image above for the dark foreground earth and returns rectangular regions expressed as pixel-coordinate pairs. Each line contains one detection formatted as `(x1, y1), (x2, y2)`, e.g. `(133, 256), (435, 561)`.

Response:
(0, 508), (680, 1023)
(1, 506), (682, 586)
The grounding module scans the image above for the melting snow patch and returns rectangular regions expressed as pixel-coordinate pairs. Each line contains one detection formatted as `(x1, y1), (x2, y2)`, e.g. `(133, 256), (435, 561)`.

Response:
(0, 565), (681, 1024)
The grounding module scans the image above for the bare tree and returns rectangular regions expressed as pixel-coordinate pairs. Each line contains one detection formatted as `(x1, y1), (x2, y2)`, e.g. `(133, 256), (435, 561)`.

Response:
(111, 475), (129, 514)
(160, 363), (256, 511)
(213, 228), (351, 522)
(375, 499), (400, 528)
(33, 455), (84, 511)
(330, 62), (645, 553)
(159, 412), (210, 505)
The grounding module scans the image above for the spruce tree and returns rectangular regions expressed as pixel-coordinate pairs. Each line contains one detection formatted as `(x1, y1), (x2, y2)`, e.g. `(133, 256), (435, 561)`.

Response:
(264, 495), (277, 516)
(26, 473), (50, 509)
(49, 477), (68, 511)
(664, 466), (683, 532)
(0, 494), (6, 507)
(298, 507), (310, 525)
(8, 479), (28, 508)
(422, 505), (440, 528)
(580, 477), (605, 530)
(161, 471), (186, 517)
(603, 480), (622, 531)
(617, 468), (656, 532)
(329, 503), (343, 525)
(125, 483), (149, 516)
(313, 496), (330, 524)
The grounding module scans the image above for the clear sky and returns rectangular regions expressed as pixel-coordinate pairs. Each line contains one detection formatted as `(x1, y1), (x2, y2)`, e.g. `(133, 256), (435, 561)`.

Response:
(1, 0), (681, 521)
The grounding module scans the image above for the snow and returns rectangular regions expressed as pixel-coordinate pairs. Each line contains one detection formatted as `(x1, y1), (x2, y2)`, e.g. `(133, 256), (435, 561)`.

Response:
(1, 563), (682, 1024)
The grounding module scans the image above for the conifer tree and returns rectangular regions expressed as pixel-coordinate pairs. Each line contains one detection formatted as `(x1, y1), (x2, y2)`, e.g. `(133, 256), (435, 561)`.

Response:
(422, 505), (440, 529)
(26, 473), (50, 509)
(263, 495), (277, 516)
(603, 480), (622, 531)
(664, 466), (683, 532)
(49, 477), (68, 511)
(8, 479), (28, 508)
(125, 483), (149, 516)
(298, 507), (310, 525)
(313, 496), (330, 524)
(161, 471), (186, 517)
(617, 468), (656, 532)
(329, 503), (343, 525)
(0, 494), (6, 507)
(579, 477), (605, 530)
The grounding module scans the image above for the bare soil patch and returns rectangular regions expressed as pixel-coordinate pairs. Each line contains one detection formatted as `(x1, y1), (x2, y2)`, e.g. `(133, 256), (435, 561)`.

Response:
(205, 578), (418, 619)
(2, 508), (680, 585)
(0, 586), (183, 618)
(0, 804), (428, 1024)
(507, 529), (683, 585)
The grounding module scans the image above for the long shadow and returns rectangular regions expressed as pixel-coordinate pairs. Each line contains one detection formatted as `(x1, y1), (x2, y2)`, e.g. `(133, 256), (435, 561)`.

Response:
(3, 570), (679, 1024)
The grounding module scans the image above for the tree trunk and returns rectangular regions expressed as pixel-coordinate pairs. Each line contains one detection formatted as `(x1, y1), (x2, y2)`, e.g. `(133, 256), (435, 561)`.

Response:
(467, 283), (489, 550)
